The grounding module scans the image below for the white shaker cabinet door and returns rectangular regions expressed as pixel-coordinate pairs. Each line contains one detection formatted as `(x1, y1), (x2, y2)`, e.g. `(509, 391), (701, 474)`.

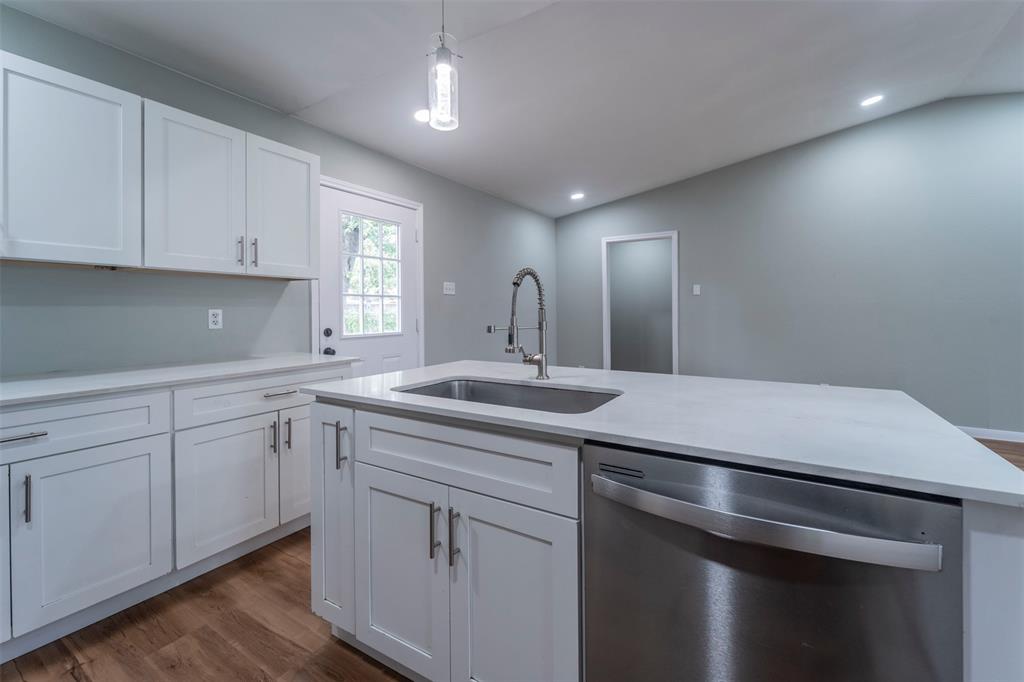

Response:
(449, 488), (580, 682)
(9, 435), (172, 636)
(279, 404), (312, 524)
(0, 52), (142, 266)
(174, 414), (280, 568)
(245, 134), (319, 279)
(1, 465), (10, 643)
(355, 463), (451, 681)
(144, 100), (245, 274)
(310, 403), (355, 633)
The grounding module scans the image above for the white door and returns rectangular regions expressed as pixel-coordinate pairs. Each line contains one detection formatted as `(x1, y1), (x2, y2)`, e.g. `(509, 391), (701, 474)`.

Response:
(1, 465), (10, 644)
(319, 186), (421, 375)
(10, 435), (172, 636)
(449, 488), (580, 682)
(311, 403), (355, 633)
(174, 414), (280, 568)
(355, 463), (450, 681)
(144, 100), (245, 274)
(246, 134), (319, 278)
(0, 52), (142, 266)
(279, 404), (312, 524)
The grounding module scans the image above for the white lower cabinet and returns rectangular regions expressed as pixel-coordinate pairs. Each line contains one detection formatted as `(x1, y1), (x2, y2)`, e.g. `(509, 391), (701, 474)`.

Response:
(349, 453), (581, 682)
(9, 435), (172, 636)
(280, 405), (312, 524)
(449, 488), (580, 682)
(1, 465), (10, 643)
(311, 403), (355, 633)
(174, 414), (280, 568)
(355, 463), (452, 681)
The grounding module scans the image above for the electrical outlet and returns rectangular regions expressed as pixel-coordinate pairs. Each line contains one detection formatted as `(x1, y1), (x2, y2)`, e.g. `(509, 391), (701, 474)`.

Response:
(692, 284), (701, 296)
(443, 281), (456, 296)
(208, 309), (223, 329)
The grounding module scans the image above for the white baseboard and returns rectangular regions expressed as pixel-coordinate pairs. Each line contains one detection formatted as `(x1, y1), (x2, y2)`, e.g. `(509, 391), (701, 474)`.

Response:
(0, 515), (310, 663)
(959, 426), (1024, 443)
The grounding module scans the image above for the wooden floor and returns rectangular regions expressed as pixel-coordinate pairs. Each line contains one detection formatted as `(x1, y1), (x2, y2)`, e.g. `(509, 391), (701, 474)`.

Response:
(1, 529), (405, 682)
(980, 438), (1024, 471)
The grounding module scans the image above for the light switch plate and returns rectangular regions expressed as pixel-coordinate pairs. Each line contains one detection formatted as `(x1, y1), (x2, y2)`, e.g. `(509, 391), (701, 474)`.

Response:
(692, 284), (701, 296)
(443, 281), (456, 296)
(208, 309), (223, 329)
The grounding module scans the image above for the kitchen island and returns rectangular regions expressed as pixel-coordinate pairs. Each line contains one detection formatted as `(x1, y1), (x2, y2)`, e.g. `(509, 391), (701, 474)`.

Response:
(303, 361), (1024, 682)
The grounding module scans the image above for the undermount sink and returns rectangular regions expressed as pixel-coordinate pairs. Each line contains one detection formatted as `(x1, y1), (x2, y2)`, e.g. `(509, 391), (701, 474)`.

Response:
(395, 378), (620, 414)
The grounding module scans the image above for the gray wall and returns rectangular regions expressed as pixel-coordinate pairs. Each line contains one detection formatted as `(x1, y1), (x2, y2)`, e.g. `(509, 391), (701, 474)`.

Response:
(557, 94), (1024, 431)
(608, 239), (674, 373)
(0, 7), (556, 376)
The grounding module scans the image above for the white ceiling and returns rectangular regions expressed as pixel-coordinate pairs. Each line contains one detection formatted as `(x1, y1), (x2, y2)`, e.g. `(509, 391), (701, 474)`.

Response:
(12, 1), (1024, 218)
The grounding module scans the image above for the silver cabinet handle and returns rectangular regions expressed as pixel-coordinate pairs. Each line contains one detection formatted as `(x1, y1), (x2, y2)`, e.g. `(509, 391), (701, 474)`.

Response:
(1, 431), (48, 444)
(263, 389), (298, 399)
(285, 417), (293, 450)
(251, 237), (259, 267)
(448, 507), (461, 567)
(429, 502), (441, 559)
(335, 421), (348, 469)
(270, 420), (278, 453)
(591, 474), (943, 572)
(237, 236), (244, 265)
(24, 474), (32, 523)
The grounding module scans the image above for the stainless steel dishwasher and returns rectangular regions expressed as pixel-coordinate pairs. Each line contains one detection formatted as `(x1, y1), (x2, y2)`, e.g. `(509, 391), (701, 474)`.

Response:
(583, 444), (962, 682)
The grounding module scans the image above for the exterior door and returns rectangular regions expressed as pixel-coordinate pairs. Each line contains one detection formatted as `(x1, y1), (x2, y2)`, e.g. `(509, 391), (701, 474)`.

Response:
(279, 405), (312, 524)
(448, 488), (580, 682)
(143, 100), (246, 274)
(10, 435), (172, 636)
(319, 186), (421, 375)
(0, 52), (142, 266)
(246, 134), (319, 278)
(355, 463), (450, 680)
(311, 403), (356, 633)
(174, 415), (280, 568)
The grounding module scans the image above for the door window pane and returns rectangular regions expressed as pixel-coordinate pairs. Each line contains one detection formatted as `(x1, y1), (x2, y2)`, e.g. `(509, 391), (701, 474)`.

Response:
(339, 213), (402, 336)
(382, 260), (399, 296)
(363, 297), (382, 334)
(383, 297), (400, 333)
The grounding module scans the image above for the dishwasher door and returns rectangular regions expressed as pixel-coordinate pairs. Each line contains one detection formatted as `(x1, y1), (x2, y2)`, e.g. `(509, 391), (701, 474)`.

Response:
(582, 444), (962, 682)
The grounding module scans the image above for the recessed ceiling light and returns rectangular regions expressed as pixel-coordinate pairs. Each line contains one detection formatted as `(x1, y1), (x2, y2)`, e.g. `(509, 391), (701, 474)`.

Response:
(860, 94), (884, 107)
(570, 192), (585, 201)
(414, 108), (430, 123)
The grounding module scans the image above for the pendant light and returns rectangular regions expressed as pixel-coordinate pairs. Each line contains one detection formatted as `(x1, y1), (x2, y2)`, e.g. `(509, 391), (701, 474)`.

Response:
(427, 0), (459, 131)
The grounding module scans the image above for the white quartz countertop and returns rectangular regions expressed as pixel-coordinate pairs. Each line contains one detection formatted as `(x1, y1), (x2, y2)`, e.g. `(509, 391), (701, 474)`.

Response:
(0, 353), (358, 408)
(303, 360), (1024, 508)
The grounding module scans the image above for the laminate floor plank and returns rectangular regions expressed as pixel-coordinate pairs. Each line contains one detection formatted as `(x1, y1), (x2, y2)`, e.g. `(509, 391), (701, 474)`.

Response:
(5, 530), (407, 682)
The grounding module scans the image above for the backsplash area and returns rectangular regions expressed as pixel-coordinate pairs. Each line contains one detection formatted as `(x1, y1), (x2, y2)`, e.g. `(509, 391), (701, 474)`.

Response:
(0, 263), (311, 377)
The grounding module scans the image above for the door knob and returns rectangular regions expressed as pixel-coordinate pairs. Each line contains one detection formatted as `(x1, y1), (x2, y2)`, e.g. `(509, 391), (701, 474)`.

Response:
(322, 347), (336, 355)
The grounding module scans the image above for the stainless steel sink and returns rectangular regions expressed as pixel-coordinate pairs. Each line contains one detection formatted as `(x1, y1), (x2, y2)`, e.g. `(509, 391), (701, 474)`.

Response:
(395, 378), (620, 414)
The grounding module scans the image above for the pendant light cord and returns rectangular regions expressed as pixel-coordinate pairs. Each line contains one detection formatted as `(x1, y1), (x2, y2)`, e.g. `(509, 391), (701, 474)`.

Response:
(440, 0), (446, 45)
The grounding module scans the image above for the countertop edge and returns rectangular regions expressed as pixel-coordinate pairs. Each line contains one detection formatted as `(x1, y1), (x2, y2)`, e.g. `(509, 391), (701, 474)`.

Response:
(1, 355), (358, 409)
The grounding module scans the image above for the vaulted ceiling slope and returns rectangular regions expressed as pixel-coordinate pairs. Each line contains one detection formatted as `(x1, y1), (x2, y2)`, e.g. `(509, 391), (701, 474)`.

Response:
(12, 1), (1024, 218)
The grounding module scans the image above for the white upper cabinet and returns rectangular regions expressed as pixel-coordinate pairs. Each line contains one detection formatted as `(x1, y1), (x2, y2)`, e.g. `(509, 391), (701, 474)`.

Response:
(144, 101), (245, 274)
(0, 52), (142, 266)
(246, 134), (319, 279)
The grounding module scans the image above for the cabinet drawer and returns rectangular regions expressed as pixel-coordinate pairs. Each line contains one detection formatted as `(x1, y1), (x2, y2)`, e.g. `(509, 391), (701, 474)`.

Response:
(355, 411), (579, 518)
(0, 392), (170, 465)
(173, 368), (347, 429)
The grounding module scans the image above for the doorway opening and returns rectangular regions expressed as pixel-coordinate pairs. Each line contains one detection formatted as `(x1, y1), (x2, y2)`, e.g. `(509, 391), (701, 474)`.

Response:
(601, 231), (679, 374)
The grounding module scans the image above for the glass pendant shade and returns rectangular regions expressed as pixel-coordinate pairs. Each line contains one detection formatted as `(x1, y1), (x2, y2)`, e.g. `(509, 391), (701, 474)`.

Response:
(428, 33), (459, 131)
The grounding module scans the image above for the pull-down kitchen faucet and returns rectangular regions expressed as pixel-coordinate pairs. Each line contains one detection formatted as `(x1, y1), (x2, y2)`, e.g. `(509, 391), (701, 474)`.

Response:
(486, 267), (549, 380)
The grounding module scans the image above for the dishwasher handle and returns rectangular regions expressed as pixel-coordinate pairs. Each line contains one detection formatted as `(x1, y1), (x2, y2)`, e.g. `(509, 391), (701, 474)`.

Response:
(591, 473), (943, 572)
